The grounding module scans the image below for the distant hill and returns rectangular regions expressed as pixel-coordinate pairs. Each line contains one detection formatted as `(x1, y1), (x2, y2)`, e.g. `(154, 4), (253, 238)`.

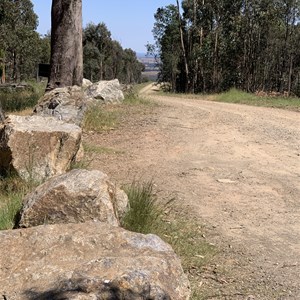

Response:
(136, 52), (154, 58)
(136, 53), (159, 81)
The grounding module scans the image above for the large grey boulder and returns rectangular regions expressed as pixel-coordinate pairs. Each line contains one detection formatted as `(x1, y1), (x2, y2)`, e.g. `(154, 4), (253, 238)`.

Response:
(85, 79), (124, 104)
(34, 85), (88, 126)
(18, 169), (128, 228)
(0, 115), (82, 182)
(0, 222), (190, 299)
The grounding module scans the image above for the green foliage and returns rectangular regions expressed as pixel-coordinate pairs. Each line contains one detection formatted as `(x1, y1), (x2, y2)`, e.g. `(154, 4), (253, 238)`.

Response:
(0, 81), (45, 112)
(121, 181), (162, 234)
(123, 93), (151, 106)
(215, 88), (300, 110)
(0, 0), (49, 81)
(152, 5), (182, 92)
(0, 173), (33, 230)
(216, 88), (256, 103)
(83, 22), (144, 84)
(152, 0), (300, 96)
(0, 0), (50, 82)
(0, 192), (23, 230)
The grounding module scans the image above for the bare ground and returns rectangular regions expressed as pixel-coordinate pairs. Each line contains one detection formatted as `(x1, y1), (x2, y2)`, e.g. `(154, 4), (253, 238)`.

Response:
(84, 84), (300, 299)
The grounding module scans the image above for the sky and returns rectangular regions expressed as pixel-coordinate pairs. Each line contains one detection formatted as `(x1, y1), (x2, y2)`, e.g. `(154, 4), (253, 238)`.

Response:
(31, 0), (173, 54)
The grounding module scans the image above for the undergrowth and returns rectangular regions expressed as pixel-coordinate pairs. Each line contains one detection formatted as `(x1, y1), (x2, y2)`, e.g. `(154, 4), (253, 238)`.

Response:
(83, 92), (154, 133)
(0, 173), (35, 230)
(124, 93), (151, 106)
(158, 86), (300, 111)
(0, 81), (45, 112)
(215, 88), (300, 110)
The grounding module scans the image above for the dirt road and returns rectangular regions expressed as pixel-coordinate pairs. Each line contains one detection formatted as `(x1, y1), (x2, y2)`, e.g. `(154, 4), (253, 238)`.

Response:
(87, 84), (300, 299)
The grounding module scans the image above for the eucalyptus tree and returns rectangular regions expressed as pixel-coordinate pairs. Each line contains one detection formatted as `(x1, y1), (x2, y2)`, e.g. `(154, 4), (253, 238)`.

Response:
(83, 22), (143, 84)
(152, 5), (182, 91)
(48, 0), (83, 89)
(0, 0), (39, 82)
(152, 0), (300, 95)
(83, 22), (113, 81)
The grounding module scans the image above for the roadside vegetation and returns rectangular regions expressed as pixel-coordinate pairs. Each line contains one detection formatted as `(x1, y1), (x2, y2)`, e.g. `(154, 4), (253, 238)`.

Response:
(122, 181), (216, 299)
(214, 88), (300, 111)
(83, 86), (155, 133)
(0, 81), (45, 113)
(0, 83), (215, 298)
(151, 1), (300, 98)
(0, 173), (35, 230)
(83, 104), (120, 132)
(158, 87), (300, 111)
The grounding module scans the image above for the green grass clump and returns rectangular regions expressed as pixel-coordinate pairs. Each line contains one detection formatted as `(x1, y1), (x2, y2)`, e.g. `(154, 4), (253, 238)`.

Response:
(0, 174), (33, 230)
(83, 104), (119, 132)
(216, 88), (256, 103)
(121, 181), (162, 234)
(0, 193), (23, 230)
(215, 88), (300, 110)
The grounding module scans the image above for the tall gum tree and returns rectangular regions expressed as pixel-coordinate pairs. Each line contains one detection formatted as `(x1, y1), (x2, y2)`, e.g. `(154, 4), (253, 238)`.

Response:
(48, 0), (83, 90)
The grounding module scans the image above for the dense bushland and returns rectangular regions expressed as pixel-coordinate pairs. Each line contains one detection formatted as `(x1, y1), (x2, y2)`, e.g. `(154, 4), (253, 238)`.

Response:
(150, 0), (300, 96)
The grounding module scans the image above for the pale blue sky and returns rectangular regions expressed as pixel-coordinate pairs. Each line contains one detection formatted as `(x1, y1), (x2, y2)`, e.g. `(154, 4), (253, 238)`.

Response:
(31, 0), (173, 53)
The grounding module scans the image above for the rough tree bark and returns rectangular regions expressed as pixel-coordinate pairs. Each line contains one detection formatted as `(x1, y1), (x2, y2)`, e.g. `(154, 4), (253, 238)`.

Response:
(47, 0), (83, 90)
(176, 0), (190, 92)
(0, 58), (5, 84)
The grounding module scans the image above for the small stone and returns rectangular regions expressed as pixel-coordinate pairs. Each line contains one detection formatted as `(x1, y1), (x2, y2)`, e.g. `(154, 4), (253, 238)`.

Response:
(217, 178), (236, 184)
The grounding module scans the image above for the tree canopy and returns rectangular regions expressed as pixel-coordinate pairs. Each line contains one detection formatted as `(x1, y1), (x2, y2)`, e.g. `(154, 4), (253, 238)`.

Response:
(83, 22), (144, 84)
(0, 0), (143, 85)
(0, 0), (49, 82)
(151, 0), (300, 96)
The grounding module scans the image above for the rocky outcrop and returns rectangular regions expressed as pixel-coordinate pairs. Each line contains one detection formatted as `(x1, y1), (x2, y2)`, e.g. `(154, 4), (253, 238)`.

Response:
(18, 169), (128, 228)
(34, 85), (88, 126)
(0, 222), (190, 299)
(0, 115), (82, 181)
(85, 79), (124, 104)
(82, 78), (93, 89)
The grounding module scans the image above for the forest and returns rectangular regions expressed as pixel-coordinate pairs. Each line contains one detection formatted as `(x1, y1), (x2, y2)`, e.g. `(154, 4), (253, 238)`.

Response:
(150, 0), (300, 96)
(1, 0), (300, 97)
(0, 0), (144, 85)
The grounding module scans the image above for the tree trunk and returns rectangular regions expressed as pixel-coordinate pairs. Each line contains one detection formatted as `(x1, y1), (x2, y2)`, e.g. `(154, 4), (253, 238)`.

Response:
(48, 0), (83, 90)
(176, 0), (190, 92)
(0, 60), (5, 84)
(287, 54), (293, 96)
